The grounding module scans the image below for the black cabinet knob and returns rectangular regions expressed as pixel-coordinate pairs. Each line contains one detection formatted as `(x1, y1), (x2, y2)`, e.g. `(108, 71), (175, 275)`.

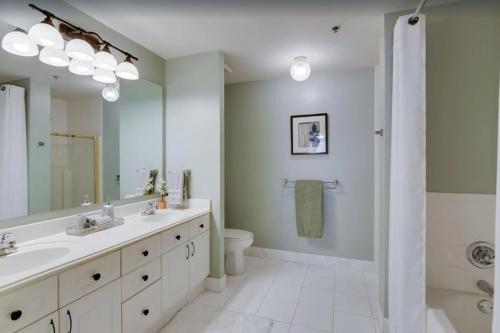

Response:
(142, 250), (149, 257)
(199, 224), (204, 228)
(92, 273), (101, 281)
(10, 310), (22, 321)
(142, 309), (149, 316)
(175, 235), (181, 240)
(142, 275), (149, 281)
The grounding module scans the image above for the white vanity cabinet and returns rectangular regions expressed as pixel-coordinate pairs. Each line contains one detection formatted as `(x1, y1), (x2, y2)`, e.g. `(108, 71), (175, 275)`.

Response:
(59, 279), (122, 333)
(15, 312), (59, 333)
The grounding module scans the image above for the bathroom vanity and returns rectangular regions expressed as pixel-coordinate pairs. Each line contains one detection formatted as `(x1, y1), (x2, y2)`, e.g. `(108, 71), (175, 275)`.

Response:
(0, 200), (211, 333)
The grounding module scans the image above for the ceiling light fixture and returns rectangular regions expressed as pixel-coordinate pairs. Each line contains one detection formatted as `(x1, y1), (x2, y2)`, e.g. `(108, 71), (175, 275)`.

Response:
(28, 16), (64, 49)
(94, 44), (117, 71)
(116, 55), (139, 80)
(102, 83), (120, 102)
(290, 56), (311, 82)
(65, 38), (95, 62)
(39, 46), (69, 67)
(1, 28), (39, 57)
(93, 68), (116, 84)
(69, 59), (94, 76)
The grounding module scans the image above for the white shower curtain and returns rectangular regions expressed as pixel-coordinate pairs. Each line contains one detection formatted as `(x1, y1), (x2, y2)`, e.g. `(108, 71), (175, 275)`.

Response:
(388, 14), (426, 333)
(0, 85), (28, 219)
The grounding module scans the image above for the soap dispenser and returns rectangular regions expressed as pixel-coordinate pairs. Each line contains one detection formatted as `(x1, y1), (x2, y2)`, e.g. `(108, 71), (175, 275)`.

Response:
(102, 196), (115, 219)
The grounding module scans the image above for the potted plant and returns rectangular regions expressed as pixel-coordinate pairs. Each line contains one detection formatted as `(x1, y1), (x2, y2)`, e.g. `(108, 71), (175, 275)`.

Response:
(156, 177), (168, 209)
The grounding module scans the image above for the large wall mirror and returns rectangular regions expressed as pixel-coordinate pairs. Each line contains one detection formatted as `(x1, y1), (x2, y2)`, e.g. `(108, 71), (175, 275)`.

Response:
(0, 19), (163, 228)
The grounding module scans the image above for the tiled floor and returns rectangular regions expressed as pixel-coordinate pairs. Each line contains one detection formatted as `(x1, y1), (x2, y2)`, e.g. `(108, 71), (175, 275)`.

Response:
(160, 256), (380, 333)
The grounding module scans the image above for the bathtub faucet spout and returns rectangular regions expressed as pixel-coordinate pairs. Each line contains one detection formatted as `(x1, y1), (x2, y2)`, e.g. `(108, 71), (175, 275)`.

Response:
(477, 280), (494, 298)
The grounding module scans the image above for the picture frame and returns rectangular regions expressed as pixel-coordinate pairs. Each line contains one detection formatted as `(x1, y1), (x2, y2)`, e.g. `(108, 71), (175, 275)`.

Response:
(290, 113), (328, 155)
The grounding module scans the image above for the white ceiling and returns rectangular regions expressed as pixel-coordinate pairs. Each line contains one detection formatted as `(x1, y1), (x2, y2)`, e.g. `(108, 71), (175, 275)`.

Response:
(65, 1), (457, 83)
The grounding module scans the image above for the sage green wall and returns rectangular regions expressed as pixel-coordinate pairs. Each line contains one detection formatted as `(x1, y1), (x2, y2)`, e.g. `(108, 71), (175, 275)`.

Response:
(225, 69), (375, 260)
(165, 51), (225, 278)
(12, 78), (51, 214)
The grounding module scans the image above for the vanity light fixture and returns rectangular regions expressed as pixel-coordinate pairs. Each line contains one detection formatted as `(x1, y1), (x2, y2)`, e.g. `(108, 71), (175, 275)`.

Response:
(39, 46), (69, 67)
(116, 55), (139, 80)
(102, 81), (120, 102)
(93, 68), (116, 84)
(1, 28), (39, 57)
(1, 3), (141, 101)
(69, 59), (94, 76)
(28, 16), (64, 49)
(94, 44), (117, 71)
(290, 56), (311, 82)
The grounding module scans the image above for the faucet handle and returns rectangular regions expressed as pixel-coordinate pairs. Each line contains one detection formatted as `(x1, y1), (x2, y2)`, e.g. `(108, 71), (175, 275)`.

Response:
(0, 233), (11, 243)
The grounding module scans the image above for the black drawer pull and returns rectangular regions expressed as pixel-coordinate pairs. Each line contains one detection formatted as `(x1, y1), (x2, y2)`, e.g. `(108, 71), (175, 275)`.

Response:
(175, 235), (181, 240)
(142, 250), (149, 257)
(142, 309), (149, 316)
(67, 309), (73, 333)
(199, 224), (204, 228)
(10, 310), (22, 321)
(191, 241), (195, 257)
(92, 273), (101, 281)
(50, 318), (56, 333)
(142, 275), (149, 281)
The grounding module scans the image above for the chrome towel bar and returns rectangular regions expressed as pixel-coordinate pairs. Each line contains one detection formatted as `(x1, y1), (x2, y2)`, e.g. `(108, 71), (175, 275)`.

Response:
(282, 178), (340, 190)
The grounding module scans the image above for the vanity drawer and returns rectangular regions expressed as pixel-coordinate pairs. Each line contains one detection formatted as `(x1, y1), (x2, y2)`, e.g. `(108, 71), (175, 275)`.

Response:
(122, 280), (162, 333)
(190, 214), (210, 238)
(15, 311), (59, 333)
(59, 251), (120, 307)
(121, 234), (161, 274)
(162, 223), (190, 252)
(122, 258), (161, 301)
(0, 276), (57, 332)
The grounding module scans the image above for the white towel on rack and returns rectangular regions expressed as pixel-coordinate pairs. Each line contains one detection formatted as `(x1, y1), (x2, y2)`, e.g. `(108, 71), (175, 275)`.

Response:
(169, 170), (184, 206)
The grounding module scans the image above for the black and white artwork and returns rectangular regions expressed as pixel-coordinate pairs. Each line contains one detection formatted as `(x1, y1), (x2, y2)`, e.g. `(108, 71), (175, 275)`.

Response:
(290, 113), (328, 154)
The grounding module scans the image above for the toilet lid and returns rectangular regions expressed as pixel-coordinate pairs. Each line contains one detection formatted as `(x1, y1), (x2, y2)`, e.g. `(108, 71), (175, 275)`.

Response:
(225, 228), (253, 240)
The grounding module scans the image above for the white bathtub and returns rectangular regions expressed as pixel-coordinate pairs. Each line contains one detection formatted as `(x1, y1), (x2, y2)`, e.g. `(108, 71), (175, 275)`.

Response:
(427, 287), (492, 333)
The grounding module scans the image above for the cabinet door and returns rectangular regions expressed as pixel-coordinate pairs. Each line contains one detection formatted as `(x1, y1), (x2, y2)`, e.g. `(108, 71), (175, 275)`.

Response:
(60, 279), (121, 333)
(15, 312), (59, 333)
(162, 242), (189, 315)
(189, 231), (210, 288)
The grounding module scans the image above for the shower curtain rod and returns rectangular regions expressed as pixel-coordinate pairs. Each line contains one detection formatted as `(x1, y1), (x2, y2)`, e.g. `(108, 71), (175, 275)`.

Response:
(408, 0), (428, 25)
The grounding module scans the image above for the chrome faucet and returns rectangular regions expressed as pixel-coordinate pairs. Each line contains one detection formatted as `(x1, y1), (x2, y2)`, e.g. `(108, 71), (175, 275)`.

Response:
(141, 200), (156, 216)
(0, 233), (17, 256)
(477, 280), (494, 298)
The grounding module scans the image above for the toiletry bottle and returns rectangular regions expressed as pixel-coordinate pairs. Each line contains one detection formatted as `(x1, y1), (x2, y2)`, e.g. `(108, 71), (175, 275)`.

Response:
(102, 196), (115, 219)
(81, 195), (92, 206)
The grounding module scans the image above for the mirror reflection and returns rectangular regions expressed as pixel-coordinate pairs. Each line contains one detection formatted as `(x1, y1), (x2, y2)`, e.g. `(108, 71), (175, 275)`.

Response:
(0, 19), (163, 221)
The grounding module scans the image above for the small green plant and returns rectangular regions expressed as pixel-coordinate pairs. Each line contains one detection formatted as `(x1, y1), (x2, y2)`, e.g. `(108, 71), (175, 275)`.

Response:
(156, 177), (168, 199)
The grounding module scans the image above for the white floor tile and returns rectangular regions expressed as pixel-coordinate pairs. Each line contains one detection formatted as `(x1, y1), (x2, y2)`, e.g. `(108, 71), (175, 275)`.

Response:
(299, 287), (334, 309)
(335, 278), (368, 297)
(194, 289), (235, 307)
(335, 269), (365, 282)
(267, 283), (302, 302)
(334, 294), (372, 317)
(225, 290), (264, 315)
(270, 321), (291, 333)
(273, 271), (306, 285)
(257, 298), (297, 323)
(333, 312), (375, 333)
(303, 273), (335, 292)
(293, 304), (333, 332)
(307, 264), (336, 277)
(290, 325), (331, 333)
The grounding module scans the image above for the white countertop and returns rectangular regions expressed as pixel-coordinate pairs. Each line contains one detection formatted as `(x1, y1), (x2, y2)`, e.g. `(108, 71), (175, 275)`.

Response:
(0, 201), (210, 295)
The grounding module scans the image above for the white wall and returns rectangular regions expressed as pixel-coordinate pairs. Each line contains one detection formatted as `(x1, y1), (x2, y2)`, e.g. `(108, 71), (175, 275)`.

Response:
(165, 51), (225, 279)
(427, 192), (495, 293)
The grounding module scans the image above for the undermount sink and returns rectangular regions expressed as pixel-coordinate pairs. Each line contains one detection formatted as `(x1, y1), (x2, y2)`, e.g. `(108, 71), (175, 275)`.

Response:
(142, 210), (184, 223)
(0, 242), (73, 277)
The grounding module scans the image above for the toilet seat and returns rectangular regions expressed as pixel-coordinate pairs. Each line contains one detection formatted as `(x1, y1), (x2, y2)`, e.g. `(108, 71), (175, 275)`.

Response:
(225, 228), (253, 240)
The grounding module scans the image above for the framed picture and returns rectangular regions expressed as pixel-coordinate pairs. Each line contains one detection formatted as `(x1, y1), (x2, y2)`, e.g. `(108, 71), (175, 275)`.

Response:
(290, 113), (328, 155)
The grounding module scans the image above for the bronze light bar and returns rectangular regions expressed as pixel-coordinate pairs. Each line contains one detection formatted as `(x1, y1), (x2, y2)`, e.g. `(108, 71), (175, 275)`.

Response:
(28, 3), (139, 62)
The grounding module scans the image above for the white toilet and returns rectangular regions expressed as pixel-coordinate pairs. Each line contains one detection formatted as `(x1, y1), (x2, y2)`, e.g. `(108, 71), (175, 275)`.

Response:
(224, 228), (254, 275)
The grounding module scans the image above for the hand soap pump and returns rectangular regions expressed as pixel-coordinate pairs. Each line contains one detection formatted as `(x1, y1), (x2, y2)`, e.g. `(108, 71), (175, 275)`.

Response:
(102, 196), (115, 220)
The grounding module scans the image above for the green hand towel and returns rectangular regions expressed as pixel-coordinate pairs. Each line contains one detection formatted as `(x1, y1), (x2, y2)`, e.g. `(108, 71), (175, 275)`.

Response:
(295, 180), (324, 238)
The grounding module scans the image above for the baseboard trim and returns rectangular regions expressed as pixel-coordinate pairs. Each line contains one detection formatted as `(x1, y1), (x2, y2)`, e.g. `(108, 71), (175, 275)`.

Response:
(245, 246), (377, 272)
(205, 274), (227, 293)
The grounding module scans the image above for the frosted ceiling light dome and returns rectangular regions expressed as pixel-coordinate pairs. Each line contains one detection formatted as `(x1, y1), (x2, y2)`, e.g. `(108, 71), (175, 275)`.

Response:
(102, 85), (119, 102)
(116, 55), (139, 80)
(93, 68), (116, 84)
(28, 17), (64, 49)
(290, 56), (311, 82)
(69, 59), (94, 76)
(39, 47), (69, 67)
(65, 38), (95, 61)
(2, 29), (39, 57)
(93, 44), (117, 71)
